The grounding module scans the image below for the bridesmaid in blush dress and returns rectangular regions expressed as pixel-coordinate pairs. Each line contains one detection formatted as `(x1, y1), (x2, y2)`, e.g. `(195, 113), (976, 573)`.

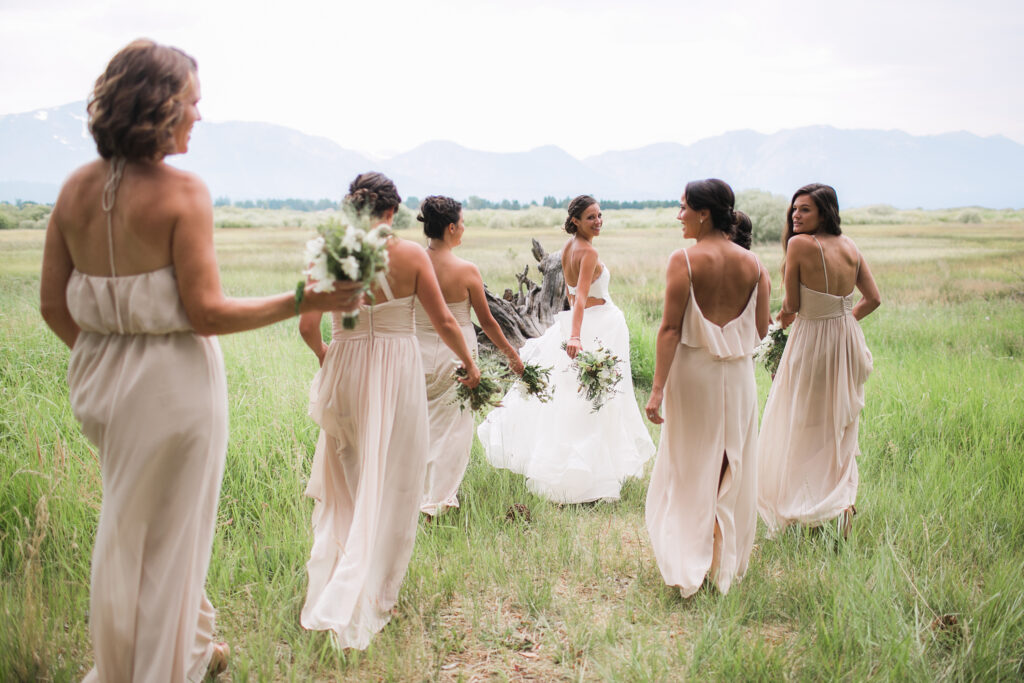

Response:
(39, 40), (362, 681)
(757, 184), (880, 539)
(644, 179), (770, 597)
(415, 195), (523, 518)
(298, 174), (480, 649)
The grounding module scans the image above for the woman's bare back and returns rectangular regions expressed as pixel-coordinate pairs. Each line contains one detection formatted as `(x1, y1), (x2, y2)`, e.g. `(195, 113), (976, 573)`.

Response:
(789, 234), (859, 296)
(55, 159), (200, 277)
(686, 242), (760, 327)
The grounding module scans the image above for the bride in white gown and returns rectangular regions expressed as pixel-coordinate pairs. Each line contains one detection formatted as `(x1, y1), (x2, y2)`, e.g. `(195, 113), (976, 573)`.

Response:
(478, 195), (655, 503)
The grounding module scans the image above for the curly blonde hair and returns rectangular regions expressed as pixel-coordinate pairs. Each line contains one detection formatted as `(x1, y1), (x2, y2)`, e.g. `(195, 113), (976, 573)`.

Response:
(87, 39), (198, 161)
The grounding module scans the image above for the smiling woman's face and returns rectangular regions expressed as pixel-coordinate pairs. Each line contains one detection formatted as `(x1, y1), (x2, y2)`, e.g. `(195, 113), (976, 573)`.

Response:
(791, 194), (821, 234)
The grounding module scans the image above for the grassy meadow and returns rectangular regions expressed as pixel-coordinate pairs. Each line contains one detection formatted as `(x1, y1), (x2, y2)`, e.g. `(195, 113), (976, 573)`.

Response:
(2, 211), (1023, 681)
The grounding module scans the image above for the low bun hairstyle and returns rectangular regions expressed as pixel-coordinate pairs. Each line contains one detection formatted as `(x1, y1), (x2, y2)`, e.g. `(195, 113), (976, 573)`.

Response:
(683, 179), (748, 238)
(564, 195), (597, 234)
(344, 172), (402, 217)
(417, 195), (462, 239)
(87, 39), (198, 161)
(783, 183), (842, 249)
(731, 211), (753, 249)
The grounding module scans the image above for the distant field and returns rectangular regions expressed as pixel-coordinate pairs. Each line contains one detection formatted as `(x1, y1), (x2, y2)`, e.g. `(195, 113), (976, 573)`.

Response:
(2, 216), (1023, 680)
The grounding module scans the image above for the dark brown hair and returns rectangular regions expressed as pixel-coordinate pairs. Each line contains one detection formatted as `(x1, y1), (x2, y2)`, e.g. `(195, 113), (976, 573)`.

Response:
(732, 212), (753, 249)
(87, 39), (198, 161)
(783, 183), (842, 250)
(683, 178), (749, 239)
(564, 195), (597, 234)
(418, 195), (462, 239)
(345, 172), (402, 217)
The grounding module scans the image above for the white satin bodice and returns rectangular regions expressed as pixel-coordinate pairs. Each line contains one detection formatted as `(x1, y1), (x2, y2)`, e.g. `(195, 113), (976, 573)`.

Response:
(567, 264), (612, 301)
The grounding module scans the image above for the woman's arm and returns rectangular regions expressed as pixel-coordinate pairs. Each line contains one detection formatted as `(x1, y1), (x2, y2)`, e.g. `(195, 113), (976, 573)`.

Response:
(778, 240), (805, 329)
(755, 261), (771, 339)
(466, 265), (523, 375)
(414, 249), (480, 388)
(299, 310), (327, 366)
(39, 204), (80, 349)
(645, 250), (690, 424)
(564, 247), (599, 360)
(172, 177), (361, 335)
(852, 251), (881, 321)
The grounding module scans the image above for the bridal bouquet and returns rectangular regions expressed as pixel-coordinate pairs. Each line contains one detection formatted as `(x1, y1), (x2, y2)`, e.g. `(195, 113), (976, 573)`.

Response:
(452, 354), (507, 413)
(562, 341), (623, 413)
(300, 209), (391, 329)
(517, 362), (554, 403)
(754, 321), (788, 377)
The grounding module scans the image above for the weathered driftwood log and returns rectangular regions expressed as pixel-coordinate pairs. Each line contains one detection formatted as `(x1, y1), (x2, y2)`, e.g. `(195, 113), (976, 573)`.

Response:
(477, 238), (568, 350)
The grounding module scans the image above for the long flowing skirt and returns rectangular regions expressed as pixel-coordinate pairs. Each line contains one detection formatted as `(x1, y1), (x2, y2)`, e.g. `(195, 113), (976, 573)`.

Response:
(419, 324), (477, 516)
(757, 314), (873, 534)
(645, 343), (758, 597)
(478, 303), (654, 503)
(301, 334), (428, 649)
(70, 332), (228, 682)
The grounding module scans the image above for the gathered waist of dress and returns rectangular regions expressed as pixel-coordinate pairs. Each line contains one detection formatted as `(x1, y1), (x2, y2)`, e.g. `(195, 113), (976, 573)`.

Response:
(331, 329), (415, 342)
(797, 298), (853, 320)
(413, 297), (472, 334)
(77, 327), (198, 338)
(797, 285), (853, 320)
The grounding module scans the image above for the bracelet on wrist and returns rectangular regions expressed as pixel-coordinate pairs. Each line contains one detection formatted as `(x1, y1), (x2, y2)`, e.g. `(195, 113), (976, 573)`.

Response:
(294, 281), (306, 315)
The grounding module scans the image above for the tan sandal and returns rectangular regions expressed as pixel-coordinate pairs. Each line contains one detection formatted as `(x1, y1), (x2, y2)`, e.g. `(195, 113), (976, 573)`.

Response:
(206, 642), (230, 680)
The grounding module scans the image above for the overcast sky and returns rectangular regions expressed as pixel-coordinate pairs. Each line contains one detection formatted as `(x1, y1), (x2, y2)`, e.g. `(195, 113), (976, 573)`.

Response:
(2, 0), (1022, 159)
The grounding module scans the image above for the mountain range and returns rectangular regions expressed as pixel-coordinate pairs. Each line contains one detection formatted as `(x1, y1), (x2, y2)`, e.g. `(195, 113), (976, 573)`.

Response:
(2, 101), (1022, 209)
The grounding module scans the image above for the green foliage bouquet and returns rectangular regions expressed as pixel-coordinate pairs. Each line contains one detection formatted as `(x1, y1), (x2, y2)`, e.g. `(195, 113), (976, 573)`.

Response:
(516, 362), (554, 402)
(452, 354), (507, 413)
(754, 321), (788, 377)
(562, 341), (623, 413)
(300, 208), (392, 329)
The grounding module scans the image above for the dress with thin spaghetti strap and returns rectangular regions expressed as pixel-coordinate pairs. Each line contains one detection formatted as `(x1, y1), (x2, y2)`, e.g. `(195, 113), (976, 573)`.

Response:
(414, 296), (477, 516)
(645, 249), (762, 596)
(757, 236), (873, 534)
(478, 263), (654, 503)
(69, 158), (228, 682)
(302, 270), (430, 649)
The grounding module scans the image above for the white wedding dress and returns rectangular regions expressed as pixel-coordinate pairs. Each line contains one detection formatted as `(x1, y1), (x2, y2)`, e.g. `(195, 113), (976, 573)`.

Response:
(478, 265), (655, 503)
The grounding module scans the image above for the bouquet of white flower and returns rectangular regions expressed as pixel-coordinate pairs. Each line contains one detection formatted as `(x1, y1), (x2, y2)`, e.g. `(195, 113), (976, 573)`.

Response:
(300, 209), (392, 329)
(562, 341), (623, 413)
(754, 321), (788, 377)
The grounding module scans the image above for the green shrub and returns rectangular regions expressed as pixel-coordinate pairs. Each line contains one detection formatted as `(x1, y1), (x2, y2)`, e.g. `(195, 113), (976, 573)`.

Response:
(736, 189), (787, 244)
(393, 205), (414, 230)
(0, 202), (51, 230)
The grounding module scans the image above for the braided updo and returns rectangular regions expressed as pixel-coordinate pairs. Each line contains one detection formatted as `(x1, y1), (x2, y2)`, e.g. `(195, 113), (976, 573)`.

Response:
(564, 195), (597, 234)
(418, 195), (462, 239)
(344, 172), (401, 217)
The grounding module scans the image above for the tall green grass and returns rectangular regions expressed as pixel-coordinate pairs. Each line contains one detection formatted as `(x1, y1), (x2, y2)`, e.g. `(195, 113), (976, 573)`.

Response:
(2, 219), (1023, 680)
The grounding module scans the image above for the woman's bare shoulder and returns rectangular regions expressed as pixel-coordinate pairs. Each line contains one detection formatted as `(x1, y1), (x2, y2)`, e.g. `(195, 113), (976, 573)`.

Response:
(55, 160), (106, 206)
